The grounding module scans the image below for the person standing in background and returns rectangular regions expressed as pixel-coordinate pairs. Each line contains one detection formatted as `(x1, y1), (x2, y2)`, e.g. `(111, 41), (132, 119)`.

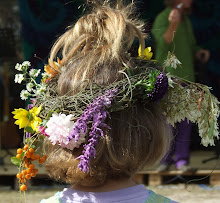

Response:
(152, 0), (210, 172)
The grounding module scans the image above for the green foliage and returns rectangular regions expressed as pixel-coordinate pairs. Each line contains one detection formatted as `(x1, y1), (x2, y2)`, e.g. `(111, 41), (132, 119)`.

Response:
(11, 157), (21, 167)
(27, 112), (34, 121)
(25, 126), (34, 134)
(20, 152), (25, 159)
(134, 70), (160, 94)
(208, 119), (215, 139)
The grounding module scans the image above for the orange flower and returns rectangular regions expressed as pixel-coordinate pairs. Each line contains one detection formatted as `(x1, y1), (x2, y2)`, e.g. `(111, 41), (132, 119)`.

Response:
(44, 57), (62, 78)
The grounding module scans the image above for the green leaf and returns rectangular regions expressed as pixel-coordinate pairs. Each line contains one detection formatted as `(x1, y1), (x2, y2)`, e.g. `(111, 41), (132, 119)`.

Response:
(27, 112), (33, 121)
(208, 119), (215, 139)
(41, 119), (48, 126)
(11, 157), (21, 166)
(25, 126), (34, 134)
(20, 152), (25, 159)
(126, 68), (134, 76)
(30, 145), (35, 148)
(45, 109), (59, 120)
(55, 108), (60, 113)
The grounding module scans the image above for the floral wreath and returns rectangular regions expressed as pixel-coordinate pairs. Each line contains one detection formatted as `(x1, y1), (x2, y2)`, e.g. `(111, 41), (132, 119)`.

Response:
(11, 48), (220, 191)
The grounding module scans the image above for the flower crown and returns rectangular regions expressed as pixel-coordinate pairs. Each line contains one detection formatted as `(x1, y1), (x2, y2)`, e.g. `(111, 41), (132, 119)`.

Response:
(11, 48), (220, 191)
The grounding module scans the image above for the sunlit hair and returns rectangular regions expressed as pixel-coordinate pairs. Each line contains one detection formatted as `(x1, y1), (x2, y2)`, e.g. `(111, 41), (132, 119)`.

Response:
(44, 1), (171, 187)
(49, 1), (145, 95)
(44, 103), (171, 186)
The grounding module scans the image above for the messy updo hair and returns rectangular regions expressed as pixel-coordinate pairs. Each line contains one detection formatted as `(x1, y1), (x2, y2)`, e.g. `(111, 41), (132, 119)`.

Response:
(43, 1), (171, 187)
(49, 0), (145, 95)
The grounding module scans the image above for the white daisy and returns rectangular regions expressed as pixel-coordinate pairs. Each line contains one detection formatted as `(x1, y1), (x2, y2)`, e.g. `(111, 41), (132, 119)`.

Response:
(14, 74), (24, 84)
(26, 83), (34, 92)
(29, 69), (41, 77)
(15, 63), (23, 71)
(22, 61), (31, 67)
(20, 90), (30, 100)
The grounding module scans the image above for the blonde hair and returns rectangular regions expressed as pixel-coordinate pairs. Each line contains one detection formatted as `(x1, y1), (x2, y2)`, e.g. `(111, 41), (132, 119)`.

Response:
(49, 1), (145, 95)
(44, 104), (171, 186)
(44, 1), (171, 187)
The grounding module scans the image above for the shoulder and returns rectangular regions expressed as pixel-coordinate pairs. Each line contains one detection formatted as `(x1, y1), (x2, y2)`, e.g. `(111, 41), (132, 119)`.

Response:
(40, 192), (62, 203)
(145, 190), (178, 203)
(152, 7), (171, 30)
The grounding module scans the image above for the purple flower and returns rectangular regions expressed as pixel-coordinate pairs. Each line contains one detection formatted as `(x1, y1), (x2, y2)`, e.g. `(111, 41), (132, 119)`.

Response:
(25, 132), (32, 139)
(148, 72), (168, 102)
(68, 89), (118, 172)
(27, 98), (36, 110)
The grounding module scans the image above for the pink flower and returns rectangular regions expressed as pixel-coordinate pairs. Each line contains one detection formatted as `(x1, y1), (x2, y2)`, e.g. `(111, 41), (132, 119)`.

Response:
(37, 126), (49, 137)
(45, 113), (85, 150)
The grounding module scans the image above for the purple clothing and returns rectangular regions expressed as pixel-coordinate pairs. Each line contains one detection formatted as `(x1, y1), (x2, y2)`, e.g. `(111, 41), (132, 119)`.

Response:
(161, 118), (192, 168)
(40, 184), (178, 203)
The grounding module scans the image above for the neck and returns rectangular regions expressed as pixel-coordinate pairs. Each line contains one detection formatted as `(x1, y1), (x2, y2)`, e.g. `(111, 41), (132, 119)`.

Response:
(72, 178), (137, 192)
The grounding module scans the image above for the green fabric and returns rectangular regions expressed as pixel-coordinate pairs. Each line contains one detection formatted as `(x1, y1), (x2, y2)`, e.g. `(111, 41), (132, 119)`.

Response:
(40, 192), (62, 203)
(152, 7), (201, 82)
(144, 190), (172, 203)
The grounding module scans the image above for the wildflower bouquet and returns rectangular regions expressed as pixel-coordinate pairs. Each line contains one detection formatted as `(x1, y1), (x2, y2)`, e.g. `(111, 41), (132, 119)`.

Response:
(11, 51), (220, 191)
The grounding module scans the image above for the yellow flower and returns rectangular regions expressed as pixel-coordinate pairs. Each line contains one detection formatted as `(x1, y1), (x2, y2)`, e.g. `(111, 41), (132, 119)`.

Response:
(138, 45), (153, 60)
(12, 106), (42, 132)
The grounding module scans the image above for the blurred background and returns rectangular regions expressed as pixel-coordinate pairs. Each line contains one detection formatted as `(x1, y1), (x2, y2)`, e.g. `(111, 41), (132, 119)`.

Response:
(0, 0), (220, 202)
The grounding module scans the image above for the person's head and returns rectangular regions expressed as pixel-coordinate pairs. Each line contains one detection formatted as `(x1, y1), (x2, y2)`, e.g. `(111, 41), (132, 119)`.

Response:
(49, 2), (146, 95)
(43, 1), (171, 187)
(181, 0), (193, 8)
(165, 0), (193, 8)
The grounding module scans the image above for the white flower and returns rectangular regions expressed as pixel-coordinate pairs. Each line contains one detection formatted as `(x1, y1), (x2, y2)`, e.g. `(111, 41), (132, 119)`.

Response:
(166, 73), (175, 88)
(29, 69), (36, 77)
(34, 84), (47, 95)
(14, 74), (24, 84)
(15, 63), (23, 71)
(29, 69), (41, 77)
(45, 113), (86, 150)
(22, 61), (31, 67)
(36, 69), (41, 77)
(41, 72), (51, 79)
(162, 77), (220, 147)
(200, 135), (215, 147)
(164, 51), (182, 69)
(26, 83), (34, 92)
(20, 90), (30, 100)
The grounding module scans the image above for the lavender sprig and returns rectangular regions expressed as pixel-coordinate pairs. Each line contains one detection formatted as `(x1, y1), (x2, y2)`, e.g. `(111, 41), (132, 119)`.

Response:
(68, 89), (118, 172)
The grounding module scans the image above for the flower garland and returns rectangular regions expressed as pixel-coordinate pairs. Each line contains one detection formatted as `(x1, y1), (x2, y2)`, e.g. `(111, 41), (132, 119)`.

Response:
(68, 89), (118, 172)
(11, 50), (220, 191)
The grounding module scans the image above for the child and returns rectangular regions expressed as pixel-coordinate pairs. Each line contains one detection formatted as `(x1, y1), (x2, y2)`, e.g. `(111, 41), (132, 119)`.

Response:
(39, 1), (177, 202)
(12, 1), (219, 203)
